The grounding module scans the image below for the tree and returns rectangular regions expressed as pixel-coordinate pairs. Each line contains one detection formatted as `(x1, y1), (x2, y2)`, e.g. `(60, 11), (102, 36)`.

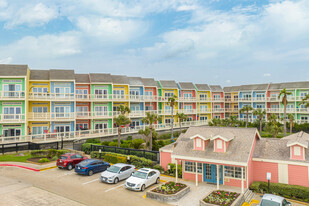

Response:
(176, 112), (187, 133)
(301, 93), (309, 107)
(209, 118), (221, 126)
(114, 114), (131, 147)
(117, 105), (131, 115)
(229, 115), (238, 127)
(167, 95), (178, 141)
(288, 113), (295, 135)
(279, 88), (292, 136)
(141, 112), (162, 150)
(253, 108), (266, 134)
(265, 114), (283, 138)
(239, 105), (253, 128)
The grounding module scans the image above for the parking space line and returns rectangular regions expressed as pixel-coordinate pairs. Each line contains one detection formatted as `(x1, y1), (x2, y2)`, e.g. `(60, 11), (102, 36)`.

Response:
(57, 172), (75, 178)
(82, 178), (100, 185)
(104, 183), (124, 192)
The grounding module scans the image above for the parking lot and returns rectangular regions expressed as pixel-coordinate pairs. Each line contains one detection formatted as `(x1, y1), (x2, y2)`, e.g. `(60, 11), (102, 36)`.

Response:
(0, 163), (168, 206)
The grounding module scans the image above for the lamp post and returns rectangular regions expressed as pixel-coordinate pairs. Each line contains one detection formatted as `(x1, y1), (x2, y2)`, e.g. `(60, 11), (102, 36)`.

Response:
(267, 172), (271, 193)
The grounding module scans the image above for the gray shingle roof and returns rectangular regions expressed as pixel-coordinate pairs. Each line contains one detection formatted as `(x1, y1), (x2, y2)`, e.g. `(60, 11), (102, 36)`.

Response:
(223, 86), (241, 92)
(253, 138), (309, 163)
(49, 69), (75, 80)
(111, 75), (129, 84)
(239, 84), (269, 91)
(89, 73), (112, 83)
(75, 74), (90, 83)
(128, 77), (143, 86)
(170, 126), (258, 164)
(209, 85), (223, 92)
(159, 80), (178, 89)
(284, 131), (309, 148)
(0, 64), (28, 76)
(178, 82), (196, 90)
(269, 81), (309, 90)
(141, 78), (159, 87)
(195, 84), (210, 91)
(30, 70), (49, 80)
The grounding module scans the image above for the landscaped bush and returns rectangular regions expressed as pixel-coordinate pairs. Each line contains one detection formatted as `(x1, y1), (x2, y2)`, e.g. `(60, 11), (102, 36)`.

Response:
(81, 143), (92, 154)
(126, 136), (133, 140)
(85, 138), (101, 144)
(250, 181), (309, 202)
(52, 156), (58, 161)
(203, 190), (240, 206)
(101, 141), (110, 146)
(56, 150), (70, 157)
(131, 139), (145, 149)
(30, 150), (48, 157)
(152, 181), (187, 195)
(153, 164), (164, 173)
(108, 142), (118, 147)
(38, 158), (50, 163)
(167, 163), (182, 178)
(47, 149), (57, 158)
(30, 149), (70, 158)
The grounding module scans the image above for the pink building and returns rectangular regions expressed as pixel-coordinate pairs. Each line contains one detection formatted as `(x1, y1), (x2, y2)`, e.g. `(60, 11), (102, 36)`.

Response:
(160, 127), (309, 192)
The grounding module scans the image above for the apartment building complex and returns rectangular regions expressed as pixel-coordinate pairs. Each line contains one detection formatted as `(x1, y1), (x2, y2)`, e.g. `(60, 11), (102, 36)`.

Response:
(1, 64), (309, 142)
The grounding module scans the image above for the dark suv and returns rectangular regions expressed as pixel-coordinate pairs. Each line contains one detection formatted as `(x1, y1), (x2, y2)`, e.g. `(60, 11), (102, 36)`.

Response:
(56, 153), (88, 170)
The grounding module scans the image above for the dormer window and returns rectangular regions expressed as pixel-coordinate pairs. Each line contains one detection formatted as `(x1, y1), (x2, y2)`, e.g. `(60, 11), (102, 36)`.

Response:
(190, 134), (209, 151)
(287, 140), (308, 161)
(211, 134), (234, 153)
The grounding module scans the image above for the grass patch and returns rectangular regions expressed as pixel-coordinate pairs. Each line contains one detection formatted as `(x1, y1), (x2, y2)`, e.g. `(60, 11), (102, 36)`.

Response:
(0, 152), (32, 162)
(260, 131), (292, 138)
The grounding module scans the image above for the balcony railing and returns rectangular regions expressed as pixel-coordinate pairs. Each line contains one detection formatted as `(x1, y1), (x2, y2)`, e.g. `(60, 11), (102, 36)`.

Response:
(225, 108), (239, 113)
(198, 98), (212, 102)
(199, 109), (212, 113)
(239, 97), (252, 101)
(178, 109), (197, 114)
(28, 112), (75, 121)
(178, 97), (197, 102)
(212, 108), (225, 112)
(212, 98), (225, 102)
(0, 114), (26, 123)
(0, 91), (25, 99)
(29, 93), (75, 101)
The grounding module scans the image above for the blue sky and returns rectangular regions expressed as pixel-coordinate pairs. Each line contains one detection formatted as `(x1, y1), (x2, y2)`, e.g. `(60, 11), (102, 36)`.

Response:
(0, 0), (309, 86)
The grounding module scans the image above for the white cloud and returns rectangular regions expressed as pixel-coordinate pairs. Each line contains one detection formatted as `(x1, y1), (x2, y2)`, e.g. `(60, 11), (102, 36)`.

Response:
(264, 73), (271, 77)
(0, 56), (12, 64)
(226, 80), (231, 83)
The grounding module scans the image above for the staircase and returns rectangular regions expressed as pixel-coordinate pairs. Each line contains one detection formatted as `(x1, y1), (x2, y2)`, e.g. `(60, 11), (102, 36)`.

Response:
(241, 189), (259, 206)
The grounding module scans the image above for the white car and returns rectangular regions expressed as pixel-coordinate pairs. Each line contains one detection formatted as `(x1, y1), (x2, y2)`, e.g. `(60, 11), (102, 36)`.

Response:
(125, 168), (160, 191)
(258, 194), (291, 206)
(100, 163), (136, 184)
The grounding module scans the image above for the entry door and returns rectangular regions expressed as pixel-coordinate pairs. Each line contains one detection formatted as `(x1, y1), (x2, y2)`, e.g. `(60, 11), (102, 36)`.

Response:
(203, 164), (223, 184)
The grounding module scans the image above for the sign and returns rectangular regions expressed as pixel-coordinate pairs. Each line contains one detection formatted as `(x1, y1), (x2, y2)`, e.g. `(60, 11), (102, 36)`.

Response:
(267, 172), (271, 181)
(99, 149), (102, 153)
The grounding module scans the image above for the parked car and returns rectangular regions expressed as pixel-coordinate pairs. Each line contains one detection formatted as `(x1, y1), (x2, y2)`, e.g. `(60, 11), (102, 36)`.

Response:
(56, 153), (88, 170)
(258, 194), (291, 206)
(75, 159), (110, 176)
(100, 163), (135, 184)
(125, 168), (160, 191)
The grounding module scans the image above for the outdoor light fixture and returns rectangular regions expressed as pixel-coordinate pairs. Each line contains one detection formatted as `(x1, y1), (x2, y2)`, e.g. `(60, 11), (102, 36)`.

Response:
(267, 172), (271, 193)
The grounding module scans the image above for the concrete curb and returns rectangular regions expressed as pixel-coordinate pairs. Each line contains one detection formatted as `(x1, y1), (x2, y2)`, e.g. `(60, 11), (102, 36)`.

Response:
(0, 163), (40, 172)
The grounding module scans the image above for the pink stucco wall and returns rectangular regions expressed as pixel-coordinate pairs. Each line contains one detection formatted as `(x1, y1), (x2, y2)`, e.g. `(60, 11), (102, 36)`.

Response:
(214, 138), (225, 153)
(225, 178), (247, 188)
(252, 161), (278, 183)
(145, 87), (157, 96)
(291, 145), (305, 160)
(248, 134), (258, 186)
(160, 151), (172, 171)
(194, 137), (204, 151)
(181, 90), (196, 97)
(288, 165), (309, 187)
(183, 171), (203, 182)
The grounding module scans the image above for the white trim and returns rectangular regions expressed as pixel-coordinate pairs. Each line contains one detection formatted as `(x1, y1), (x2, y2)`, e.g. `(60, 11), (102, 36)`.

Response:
(211, 135), (233, 142)
(159, 149), (173, 153)
(189, 134), (209, 140)
(252, 158), (309, 167)
(287, 142), (308, 149)
(173, 155), (248, 166)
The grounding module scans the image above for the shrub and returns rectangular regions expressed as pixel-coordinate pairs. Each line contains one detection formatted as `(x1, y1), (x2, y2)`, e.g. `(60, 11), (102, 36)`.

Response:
(250, 181), (309, 202)
(56, 150), (70, 157)
(167, 163), (182, 178)
(101, 141), (111, 146)
(38, 158), (50, 163)
(131, 139), (145, 149)
(126, 136), (133, 140)
(51, 156), (58, 161)
(153, 164), (164, 173)
(30, 150), (48, 157)
(81, 143), (92, 154)
(86, 138), (101, 144)
(47, 149), (57, 158)
(108, 142), (118, 147)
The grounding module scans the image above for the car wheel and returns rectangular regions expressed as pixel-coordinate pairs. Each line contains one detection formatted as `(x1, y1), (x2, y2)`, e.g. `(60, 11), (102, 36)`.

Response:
(88, 170), (94, 176)
(58, 167), (62, 169)
(67, 164), (73, 170)
(114, 177), (119, 184)
(156, 177), (160, 184)
(141, 184), (146, 192)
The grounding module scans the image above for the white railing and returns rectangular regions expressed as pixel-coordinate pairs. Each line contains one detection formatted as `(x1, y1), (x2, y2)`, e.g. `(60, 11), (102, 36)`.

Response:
(158, 110), (177, 115)
(0, 120), (209, 143)
(178, 97), (197, 102)
(129, 95), (144, 101)
(29, 93), (75, 100)
(212, 98), (225, 102)
(0, 91), (25, 99)
(144, 96), (158, 101)
(28, 112), (75, 120)
(178, 109), (197, 114)
(0, 114), (26, 123)
(296, 119), (309, 124)
(225, 108), (239, 113)
(239, 97), (252, 101)
(252, 97), (266, 101)
(212, 108), (225, 112)
(198, 98), (212, 102)
(199, 109), (212, 113)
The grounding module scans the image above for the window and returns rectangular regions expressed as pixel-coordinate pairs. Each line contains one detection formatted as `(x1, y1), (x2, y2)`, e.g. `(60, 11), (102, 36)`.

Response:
(300, 92), (308, 97)
(242, 93), (251, 99)
(130, 105), (140, 111)
(165, 105), (171, 112)
(3, 107), (22, 119)
(55, 106), (70, 118)
(3, 128), (21, 137)
(294, 146), (301, 156)
(131, 120), (140, 128)
(3, 84), (22, 97)
(95, 106), (108, 116)
(256, 104), (265, 109)
(200, 116), (208, 121)
(217, 139), (223, 149)
(184, 105), (192, 111)
(183, 93), (192, 98)
(76, 123), (88, 130)
(33, 107), (48, 113)
(130, 90), (140, 96)
(55, 125), (70, 133)
(76, 89), (88, 99)
(95, 89), (108, 98)
(76, 106), (88, 116)
(214, 115), (221, 119)
(200, 105), (208, 111)
(32, 126), (48, 135)
(145, 106), (154, 111)
(145, 91), (153, 96)
(196, 138), (202, 147)
(184, 162), (202, 173)
(165, 119), (171, 124)
(55, 87), (70, 97)
(200, 94), (207, 100)
(95, 123), (107, 130)
(113, 90), (125, 98)
(164, 92), (174, 99)
(213, 94), (221, 100)
(33, 87), (48, 93)
(224, 166), (245, 179)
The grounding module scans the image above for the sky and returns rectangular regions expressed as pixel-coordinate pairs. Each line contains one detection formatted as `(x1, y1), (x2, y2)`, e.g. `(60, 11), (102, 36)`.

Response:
(0, 0), (309, 86)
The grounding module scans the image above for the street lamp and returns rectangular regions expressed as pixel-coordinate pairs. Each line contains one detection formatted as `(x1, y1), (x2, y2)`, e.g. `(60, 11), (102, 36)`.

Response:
(267, 172), (271, 193)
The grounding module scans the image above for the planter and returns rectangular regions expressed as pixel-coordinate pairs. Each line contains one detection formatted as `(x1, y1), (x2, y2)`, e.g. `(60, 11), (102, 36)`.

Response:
(200, 190), (244, 206)
(146, 183), (190, 202)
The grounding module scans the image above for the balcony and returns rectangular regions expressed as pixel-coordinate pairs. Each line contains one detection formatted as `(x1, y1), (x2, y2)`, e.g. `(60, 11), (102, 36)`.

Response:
(0, 91), (25, 100)
(199, 109), (211, 113)
(91, 94), (111, 101)
(212, 97), (225, 102)
(28, 112), (75, 121)
(178, 109), (197, 114)
(0, 114), (25, 123)
(225, 108), (239, 113)
(198, 97), (211, 102)
(239, 97), (252, 102)
(252, 97), (266, 101)
(178, 97), (197, 102)
(296, 119), (309, 124)
(92, 111), (113, 118)
(76, 94), (90, 101)
(158, 110), (177, 115)
(212, 108), (225, 113)
(29, 93), (75, 101)
(113, 94), (129, 101)
(144, 96), (158, 102)
(129, 95), (144, 102)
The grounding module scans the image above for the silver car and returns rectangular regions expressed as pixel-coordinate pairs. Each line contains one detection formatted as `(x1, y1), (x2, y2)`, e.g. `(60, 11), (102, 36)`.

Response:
(100, 163), (135, 184)
(258, 194), (291, 206)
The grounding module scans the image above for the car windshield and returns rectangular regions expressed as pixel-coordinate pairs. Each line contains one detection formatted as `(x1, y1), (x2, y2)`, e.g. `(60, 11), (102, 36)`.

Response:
(59, 156), (68, 160)
(260, 199), (281, 206)
(132, 171), (147, 179)
(107, 166), (120, 173)
(79, 160), (91, 166)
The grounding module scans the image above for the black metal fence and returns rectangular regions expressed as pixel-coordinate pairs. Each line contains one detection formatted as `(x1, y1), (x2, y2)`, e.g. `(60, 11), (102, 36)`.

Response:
(1, 142), (59, 154)
(91, 144), (160, 163)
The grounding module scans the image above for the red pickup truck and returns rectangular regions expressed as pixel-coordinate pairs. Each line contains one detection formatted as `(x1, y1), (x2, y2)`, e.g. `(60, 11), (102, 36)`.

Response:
(56, 153), (88, 170)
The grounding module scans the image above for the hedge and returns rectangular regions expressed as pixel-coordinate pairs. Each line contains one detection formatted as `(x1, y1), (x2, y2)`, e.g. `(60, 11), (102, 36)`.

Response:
(250, 181), (309, 202)
(166, 163), (182, 178)
(30, 149), (70, 158)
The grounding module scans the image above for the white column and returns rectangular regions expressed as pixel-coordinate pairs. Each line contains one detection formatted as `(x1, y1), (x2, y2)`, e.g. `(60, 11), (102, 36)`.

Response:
(175, 162), (178, 183)
(217, 165), (219, 190)
(195, 162), (198, 186)
(241, 167), (244, 194)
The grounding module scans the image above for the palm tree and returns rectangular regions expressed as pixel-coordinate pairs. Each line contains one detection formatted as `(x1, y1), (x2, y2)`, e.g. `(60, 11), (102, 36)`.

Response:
(279, 88), (292, 137)
(141, 112), (162, 150)
(117, 105), (131, 115)
(138, 127), (151, 150)
(167, 95), (177, 141)
(301, 93), (309, 107)
(176, 112), (187, 133)
(265, 114), (283, 138)
(288, 113), (294, 135)
(229, 115), (238, 127)
(114, 114), (131, 147)
(253, 108), (266, 134)
(239, 105), (253, 128)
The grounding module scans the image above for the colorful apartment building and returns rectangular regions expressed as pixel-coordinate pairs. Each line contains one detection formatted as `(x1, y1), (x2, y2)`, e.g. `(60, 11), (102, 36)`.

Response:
(160, 127), (309, 191)
(195, 84), (212, 122)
